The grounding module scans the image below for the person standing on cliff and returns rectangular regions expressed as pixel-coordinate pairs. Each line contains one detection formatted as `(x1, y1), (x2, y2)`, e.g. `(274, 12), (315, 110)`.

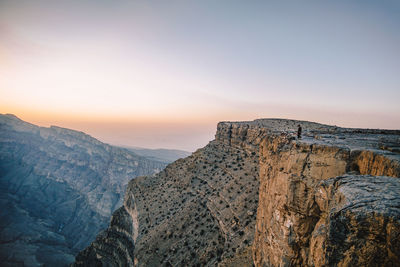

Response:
(297, 124), (302, 139)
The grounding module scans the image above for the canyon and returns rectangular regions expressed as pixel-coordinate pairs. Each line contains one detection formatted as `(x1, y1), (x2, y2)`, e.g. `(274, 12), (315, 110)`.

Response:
(0, 114), (168, 266)
(74, 119), (400, 266)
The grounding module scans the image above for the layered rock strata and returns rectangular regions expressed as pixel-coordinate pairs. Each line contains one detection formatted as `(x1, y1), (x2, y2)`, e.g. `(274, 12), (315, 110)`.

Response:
(253, 122), (400, 266)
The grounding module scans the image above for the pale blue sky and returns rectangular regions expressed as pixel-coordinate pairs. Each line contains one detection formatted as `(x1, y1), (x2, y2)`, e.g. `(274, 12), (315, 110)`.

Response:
(1, 0), (399, 150)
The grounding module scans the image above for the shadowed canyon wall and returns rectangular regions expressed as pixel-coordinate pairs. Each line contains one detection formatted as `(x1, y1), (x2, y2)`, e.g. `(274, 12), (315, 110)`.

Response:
(0, 114), (166, 266)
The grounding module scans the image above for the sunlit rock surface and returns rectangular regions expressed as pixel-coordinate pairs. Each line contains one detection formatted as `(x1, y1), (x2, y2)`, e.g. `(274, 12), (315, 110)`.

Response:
(310, 174), (400, 266)
(253, 120), (400, 267)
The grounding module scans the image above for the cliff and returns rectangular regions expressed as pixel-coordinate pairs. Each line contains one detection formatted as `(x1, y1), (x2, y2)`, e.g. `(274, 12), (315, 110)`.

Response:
(0, 114), (167, 266)
(74, 119), (400, 266)
(253, 121), (400, 266)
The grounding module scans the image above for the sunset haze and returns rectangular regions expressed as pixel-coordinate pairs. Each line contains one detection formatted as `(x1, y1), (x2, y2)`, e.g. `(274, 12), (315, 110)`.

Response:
(1, 0), (399, 151)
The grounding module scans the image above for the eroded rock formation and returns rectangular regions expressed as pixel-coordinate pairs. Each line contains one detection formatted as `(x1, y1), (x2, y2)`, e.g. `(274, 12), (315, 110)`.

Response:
(253, 122), (400, 267)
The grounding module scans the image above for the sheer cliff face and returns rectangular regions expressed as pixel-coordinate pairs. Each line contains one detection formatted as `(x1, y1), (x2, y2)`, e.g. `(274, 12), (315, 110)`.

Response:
(253, 126), (400, 266)
(74, 119), (400, 267)
(0, 114), (166, 266)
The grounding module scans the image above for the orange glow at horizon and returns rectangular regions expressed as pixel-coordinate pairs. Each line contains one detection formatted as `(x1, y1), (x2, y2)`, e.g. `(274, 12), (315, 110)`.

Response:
(1, 1), (399, 150)
(3, 102), (399, 152)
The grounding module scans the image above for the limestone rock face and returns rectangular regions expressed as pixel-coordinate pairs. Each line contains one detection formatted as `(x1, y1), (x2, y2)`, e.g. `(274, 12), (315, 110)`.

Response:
(253, 124), (400, 267)
(310, 175), (400, 266)
(0, 114), (166, 266)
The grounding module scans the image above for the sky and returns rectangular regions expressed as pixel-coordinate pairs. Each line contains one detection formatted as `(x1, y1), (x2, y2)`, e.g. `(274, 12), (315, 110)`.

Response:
(1, 0), (399, 151)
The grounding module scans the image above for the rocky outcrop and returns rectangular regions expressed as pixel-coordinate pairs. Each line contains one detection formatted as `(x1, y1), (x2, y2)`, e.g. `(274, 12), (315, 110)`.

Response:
(311, 175), (400, 266)
(74, 118), (400, 267)
(253, 123), (400, 267)
(0, 114), (166, 266)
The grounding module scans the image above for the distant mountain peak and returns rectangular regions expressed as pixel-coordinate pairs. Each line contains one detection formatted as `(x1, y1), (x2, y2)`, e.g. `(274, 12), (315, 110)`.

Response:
(4, 113), (21, 120)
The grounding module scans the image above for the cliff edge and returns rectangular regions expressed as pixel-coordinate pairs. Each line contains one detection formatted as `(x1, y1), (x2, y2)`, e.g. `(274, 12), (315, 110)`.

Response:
(74, 119), (400, 266)
(253, 120), (400, 266)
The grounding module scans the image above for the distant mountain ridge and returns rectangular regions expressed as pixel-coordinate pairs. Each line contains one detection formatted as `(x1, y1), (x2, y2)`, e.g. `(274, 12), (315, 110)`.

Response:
(0, 114), (167, 266)
(123, 146), (191, 163)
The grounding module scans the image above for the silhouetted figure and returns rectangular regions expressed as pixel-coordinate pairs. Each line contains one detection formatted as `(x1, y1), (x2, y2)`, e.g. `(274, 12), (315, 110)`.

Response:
(297, 124), (302, 139)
